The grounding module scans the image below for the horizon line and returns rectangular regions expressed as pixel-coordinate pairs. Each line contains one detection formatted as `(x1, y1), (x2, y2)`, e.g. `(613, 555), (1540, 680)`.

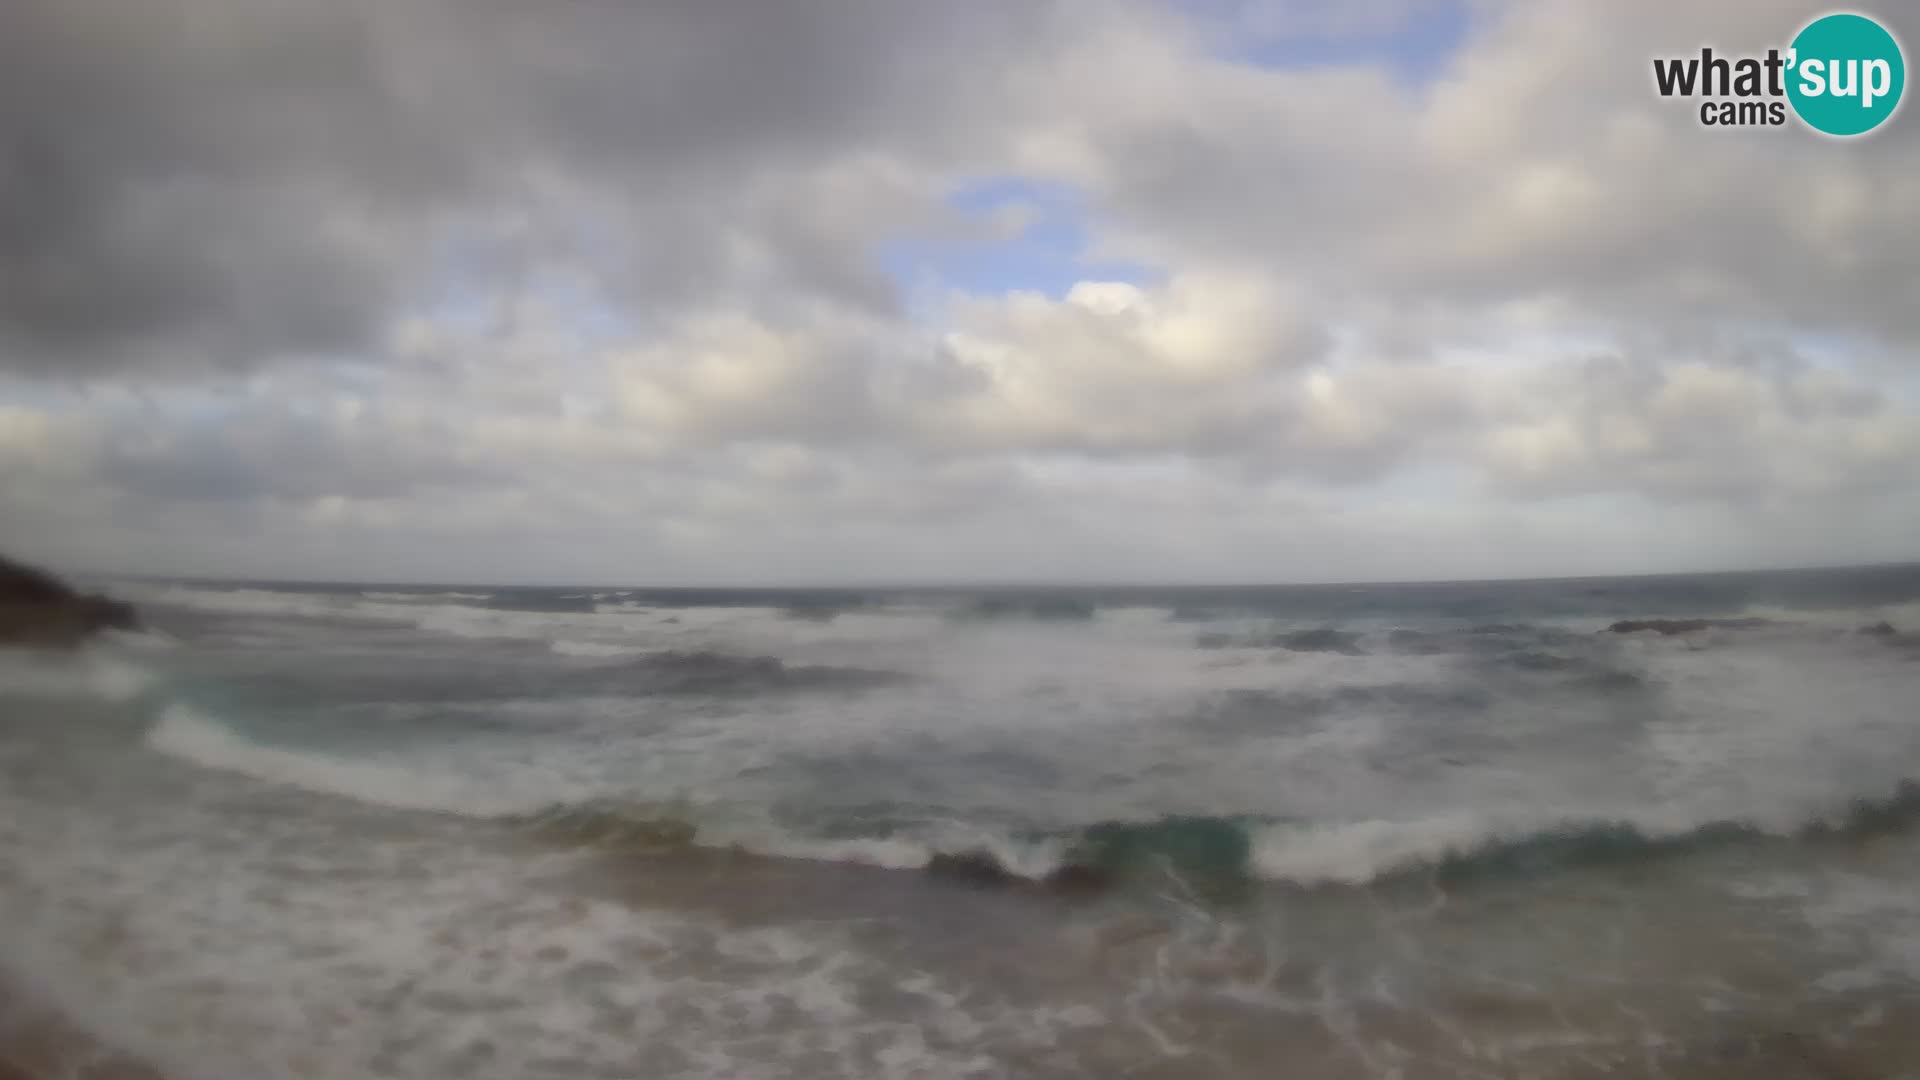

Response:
(74, 556), (1920, 595)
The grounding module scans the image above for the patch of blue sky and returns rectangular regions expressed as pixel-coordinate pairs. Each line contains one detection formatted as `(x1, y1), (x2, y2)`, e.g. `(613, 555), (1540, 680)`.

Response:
(1785, 328), (1890, 367)
(1173, 0), (1474, 87)
(1780, 329), (1920, 407)
(421, 229), (643, 347)
(879, 177), (1161, 314)
(0, 375), (85, 410)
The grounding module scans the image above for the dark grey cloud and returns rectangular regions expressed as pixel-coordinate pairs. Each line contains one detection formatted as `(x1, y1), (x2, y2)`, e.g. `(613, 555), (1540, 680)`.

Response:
(0, 0), (460, 373)
(95, 412), (497, 503)
(0, 0), (1064, 375)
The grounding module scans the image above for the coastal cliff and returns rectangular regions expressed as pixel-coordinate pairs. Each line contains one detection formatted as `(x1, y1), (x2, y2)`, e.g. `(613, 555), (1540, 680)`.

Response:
(0, 554), (137, 648)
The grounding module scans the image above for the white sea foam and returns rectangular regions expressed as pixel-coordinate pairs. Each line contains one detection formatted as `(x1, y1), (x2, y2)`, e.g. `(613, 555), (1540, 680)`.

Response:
(0, 784), (1020, 1080)
(549, 639), (647, 658)
(1245, 781), (1920, 888)
(380, 598), (698, 650)
(124, 585), (620, 650)
(146, 706), (540, 817)
(87, 657), (159, 702)
(121, 584), (353, 619)
(100, 626), (179, 651)
(722, 823), (1069, 880)
(1250, 813), (1523, 885)
(139, 701), (1086, 884)
(1733, 599), (1920, 633)
(0, 650), (158, 703)
(360, 590), (493, 603)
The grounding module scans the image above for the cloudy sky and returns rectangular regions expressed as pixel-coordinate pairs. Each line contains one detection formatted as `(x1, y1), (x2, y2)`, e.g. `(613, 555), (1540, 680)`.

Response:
(2, 0), (1916, 585)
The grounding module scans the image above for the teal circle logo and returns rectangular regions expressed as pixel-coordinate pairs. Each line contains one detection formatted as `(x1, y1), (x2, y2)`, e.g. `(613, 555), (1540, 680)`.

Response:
(1787, 13), (1905, 136)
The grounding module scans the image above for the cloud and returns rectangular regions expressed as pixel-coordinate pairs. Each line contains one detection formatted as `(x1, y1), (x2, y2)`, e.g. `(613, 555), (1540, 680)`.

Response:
(610, 308), (901, 448)
(0, 0), (453, 373)
(3, 0), (1918, 581)
(0, 0), (1067, 374)
(925, 271), (1329, 453)
(1038, 0), (1920, 345)
(1477, 350), (1920, 505)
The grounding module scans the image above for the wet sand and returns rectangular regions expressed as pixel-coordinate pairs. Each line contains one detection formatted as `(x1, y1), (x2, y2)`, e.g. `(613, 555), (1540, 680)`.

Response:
(0, 985), (165, 1080)
(550, 842), (1920, 1080)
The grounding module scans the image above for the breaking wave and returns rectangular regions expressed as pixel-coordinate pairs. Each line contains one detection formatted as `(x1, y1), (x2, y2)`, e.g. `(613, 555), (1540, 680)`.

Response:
(499, 793), (1920, 895)
(359, 590), (495, 604)
(0, 651), (159, 704)
(549, 639), (647, 659)
(144, 704), (1920, 897)
(627, 650), (907, 694)
(146, 706), (539, 817)
(1196, 627), (1369, 654)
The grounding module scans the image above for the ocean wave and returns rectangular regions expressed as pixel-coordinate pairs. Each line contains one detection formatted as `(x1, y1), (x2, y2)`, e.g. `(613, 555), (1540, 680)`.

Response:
(630, 650), (906, 694)
(499, 800), (1074, 880)
(100, 626), (180, 651)
(1733, 599), (1920, 632)
(125, 584), (649, 650)
(390, 600), (670, 647)
(135, 701), (1920, 896)
(1384, 625), (1557, 655)
(129, 585), (354, 620)
(506, 799), (703, 849)
(141, 683), (1920, 899)
(1196, 627), (1368, 654)
(513, 787), (1920, 895)
(483, 592), (598, 615)
(0, 651), (158, 703)
(1249, 790), (1920, 886)
(405, 605), (549, 640)
(1604, 617), (1774, 636)
(949, 595), (1099, 622)
(549, 639), (648, 659)
(146, 706), (536, 817)
(359, 590), (494, 604)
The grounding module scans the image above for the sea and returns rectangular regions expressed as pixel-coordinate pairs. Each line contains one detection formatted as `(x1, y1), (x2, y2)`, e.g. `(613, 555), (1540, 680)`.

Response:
(3, 565), (1920, 1079)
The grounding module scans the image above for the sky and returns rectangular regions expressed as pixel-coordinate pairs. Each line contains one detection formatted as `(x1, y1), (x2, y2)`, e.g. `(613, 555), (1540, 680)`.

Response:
(2, 0), (1918, 586)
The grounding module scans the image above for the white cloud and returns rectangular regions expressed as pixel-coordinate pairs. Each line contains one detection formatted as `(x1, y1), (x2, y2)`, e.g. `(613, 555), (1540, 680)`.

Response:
(924, 271), (1325, 453)
(1477, 353), (1920, 504)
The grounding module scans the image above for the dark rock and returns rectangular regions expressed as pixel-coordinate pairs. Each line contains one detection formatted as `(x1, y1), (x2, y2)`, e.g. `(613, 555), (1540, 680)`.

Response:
(1606, 618), (1769, 636)
(1859, 621), (1898, 638)
(0, 553), (138, 649)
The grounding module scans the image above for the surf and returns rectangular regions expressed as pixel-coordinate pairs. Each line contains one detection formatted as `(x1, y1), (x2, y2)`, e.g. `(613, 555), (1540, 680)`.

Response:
(140, 705), (1920, 897)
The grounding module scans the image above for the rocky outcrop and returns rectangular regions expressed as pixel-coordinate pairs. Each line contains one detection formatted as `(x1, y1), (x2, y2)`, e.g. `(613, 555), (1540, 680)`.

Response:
(1859, 621), (1899, 638)
(0, 554), (137, 648)
(1605, 617), (1770, 636)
